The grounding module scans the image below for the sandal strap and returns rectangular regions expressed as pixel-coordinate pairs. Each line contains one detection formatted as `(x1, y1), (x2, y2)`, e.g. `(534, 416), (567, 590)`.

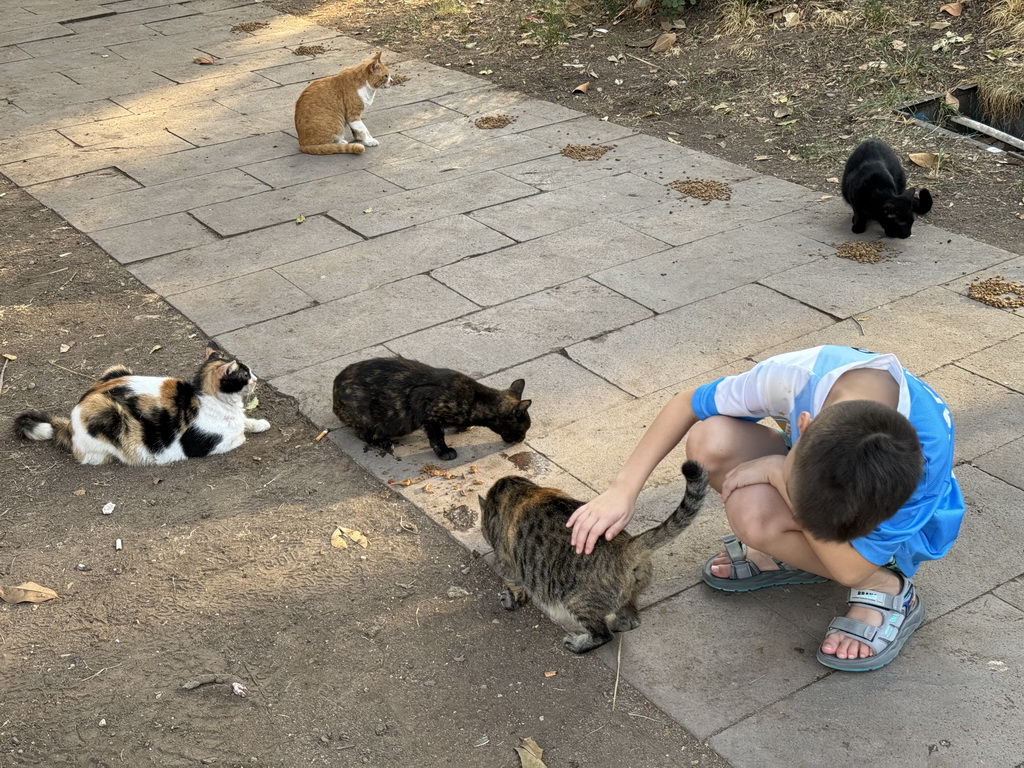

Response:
(848, 588), (902, 612)
(723, 534), (746, 563)
(825, 616), (899, 654)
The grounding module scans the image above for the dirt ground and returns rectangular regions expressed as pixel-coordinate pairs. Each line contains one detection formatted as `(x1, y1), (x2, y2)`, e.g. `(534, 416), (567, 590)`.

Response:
(272, 0), (1024, 256)
(0, 175), (728, 766)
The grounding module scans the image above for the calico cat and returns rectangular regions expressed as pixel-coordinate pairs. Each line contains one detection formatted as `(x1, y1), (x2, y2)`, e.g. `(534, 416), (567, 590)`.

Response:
(332, 357), (531, 461)
(294, 50), (392, 155)
(481, 461), (709, 654)
(841, 138), (932, 239)
(14, 348), (270, 466)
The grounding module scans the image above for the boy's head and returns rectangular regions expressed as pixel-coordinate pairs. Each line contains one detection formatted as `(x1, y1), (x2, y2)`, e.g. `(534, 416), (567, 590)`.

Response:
(786, 399), (923, 542)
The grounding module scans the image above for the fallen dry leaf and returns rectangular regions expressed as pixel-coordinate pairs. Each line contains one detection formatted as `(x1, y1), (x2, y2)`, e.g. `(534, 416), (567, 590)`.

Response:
(929, 20), (952, 29)
(826, 176), (840, 183)
(516, 737), (547, 768)
(944, 91), (960, 109)
(2, 353), (16, 361)
(572, 82), (590, 94)
(73, 489), (86, 496)
(939, 2), (962, 16)
(650, 31), (676, 53)
(0, 582), (59, 604)
(783, 9), (801, 27)
(150, 344), (162, 354)
(909, 151), (939, 169)
(59, 343), (72, 353)
(339, 526), (369, 548)
(193, 56), (215, 65)
(331, 527), (349, 548)
(544, 670), (557, 677)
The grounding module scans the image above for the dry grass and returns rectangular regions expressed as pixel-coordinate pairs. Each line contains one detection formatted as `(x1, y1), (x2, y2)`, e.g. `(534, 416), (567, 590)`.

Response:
(717, 0), (761, 37)
(975, 68), (1024, 126)
(988, 0), (1024, 45)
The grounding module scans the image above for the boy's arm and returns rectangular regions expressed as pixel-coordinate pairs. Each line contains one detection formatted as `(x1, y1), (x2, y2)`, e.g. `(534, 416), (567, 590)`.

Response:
(804, 535), (883, 586)
(568, 389), (700, 554)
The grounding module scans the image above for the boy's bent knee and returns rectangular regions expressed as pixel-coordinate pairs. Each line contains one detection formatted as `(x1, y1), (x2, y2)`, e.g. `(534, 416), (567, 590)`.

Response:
(686, 417), (738, 473)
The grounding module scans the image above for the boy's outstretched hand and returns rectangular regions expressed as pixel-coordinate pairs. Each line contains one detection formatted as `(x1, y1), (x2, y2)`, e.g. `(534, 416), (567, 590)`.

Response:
(567, 488), (636, 555)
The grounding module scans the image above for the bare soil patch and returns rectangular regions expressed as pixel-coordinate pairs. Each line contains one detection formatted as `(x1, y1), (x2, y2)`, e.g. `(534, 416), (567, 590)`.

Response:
(1, 175), (725, 765)
(270, 0), (1024, 254)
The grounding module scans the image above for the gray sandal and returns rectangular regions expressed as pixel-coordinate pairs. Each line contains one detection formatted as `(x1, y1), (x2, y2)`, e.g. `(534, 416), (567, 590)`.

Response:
(701, 535), (829, 592)
(816, 573), (925, 672)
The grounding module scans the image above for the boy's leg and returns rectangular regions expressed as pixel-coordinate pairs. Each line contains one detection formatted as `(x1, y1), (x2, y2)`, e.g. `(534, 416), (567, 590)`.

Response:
(688, 416), (915, 662)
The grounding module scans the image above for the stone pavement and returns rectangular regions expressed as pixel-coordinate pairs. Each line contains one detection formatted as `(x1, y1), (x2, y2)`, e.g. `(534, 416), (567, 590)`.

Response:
(4, 1), (1024, 764)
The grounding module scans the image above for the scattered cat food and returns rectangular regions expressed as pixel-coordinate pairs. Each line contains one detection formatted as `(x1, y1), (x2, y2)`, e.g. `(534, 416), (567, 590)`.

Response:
(447, 586), (471, 599)
(669, 178), (732, 201)
(475, 114), (517, 130)
(230, 21), (269, 33)
(835, 241), (885, 264)
(390, 72), (409, 86)
(561, 144), (615, 161)
(422, 483), (434, 493)
(293, 44), (326, 56)
(968, 277), (1024, 308)
(444, 504), (476, 531)
(421, 463), (460, 479)
(0, 581), (59, 604)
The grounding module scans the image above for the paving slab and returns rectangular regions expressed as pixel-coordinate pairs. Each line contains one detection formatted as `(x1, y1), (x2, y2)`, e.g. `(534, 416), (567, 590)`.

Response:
(165, 268), (315, 335)
(116, 131), (296, 186)
(276, 214), (513, 303)
(191, 170), (402, 236)
(366, 132), (561, 191)
(709, 593), (1024, 766)
(216, 275), (480, 379)
(387, 279), (653, 379)
(327, 170), (539, 238)
(973, 435), (1024, 490)
(88, 212), (219, 264)
(128, 214), (361, 295)
(470, 171), (674, 243)
(2, 131), (195, 187)
(755, 287), (1024, 374)
(372, 60), (491, 108)
(593, 220), (833, 314)
(568, 284), (833, 397)
(432, 219), (669, 307)
(957, 333), (1024, 392)
(111, 71), (280, 114)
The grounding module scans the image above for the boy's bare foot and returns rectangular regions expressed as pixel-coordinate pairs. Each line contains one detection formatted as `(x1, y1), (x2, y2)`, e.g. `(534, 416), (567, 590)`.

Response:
(710, 549), (909, 661)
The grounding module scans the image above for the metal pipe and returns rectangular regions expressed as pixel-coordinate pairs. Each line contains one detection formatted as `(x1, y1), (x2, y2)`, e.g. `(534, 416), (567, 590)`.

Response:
(950, 115), (1024, 153)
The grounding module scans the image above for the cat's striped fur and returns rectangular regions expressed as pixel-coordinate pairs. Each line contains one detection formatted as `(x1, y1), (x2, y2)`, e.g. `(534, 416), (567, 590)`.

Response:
(14, 348), (269, 466)
(481, 461), (709, 653)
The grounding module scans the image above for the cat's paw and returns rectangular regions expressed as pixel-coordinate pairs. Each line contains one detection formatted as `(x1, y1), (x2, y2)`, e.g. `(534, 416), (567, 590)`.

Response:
(247, 418), (271, 433)
(434, 447), (457, 461)
(361, 137), (380, 147)
(498, 588), (518, 611)
(611, 609), (641, 632)
(563, 632), (602, 654)
(851, 221), (867, 234)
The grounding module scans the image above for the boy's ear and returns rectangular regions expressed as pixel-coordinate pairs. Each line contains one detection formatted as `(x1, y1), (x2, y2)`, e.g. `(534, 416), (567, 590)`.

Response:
(797, 411), (813, 434)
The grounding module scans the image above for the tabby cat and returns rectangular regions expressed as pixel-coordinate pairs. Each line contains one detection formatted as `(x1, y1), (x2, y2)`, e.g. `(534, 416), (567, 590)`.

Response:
(14, 348), (269, 466)
(294, 50), (391, 155)
(481, 461), (708, 653)
(332, 357), (532, 461)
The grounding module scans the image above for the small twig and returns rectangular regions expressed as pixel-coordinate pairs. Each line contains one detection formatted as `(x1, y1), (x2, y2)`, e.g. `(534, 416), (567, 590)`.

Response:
(57, 270), (78, 291)
(77, 663), (123, 684)
(0, 357), (8, 398)
(850, 316), (865, 336)
(627, 712), (657, 721)
(583, 724), (606, 739)
(48, 360), (93, 379)
(624, 52), (662, 70)
(415, 606), (421, 628)
(42, 267), (69, 276)
(611, 633), (623, 711)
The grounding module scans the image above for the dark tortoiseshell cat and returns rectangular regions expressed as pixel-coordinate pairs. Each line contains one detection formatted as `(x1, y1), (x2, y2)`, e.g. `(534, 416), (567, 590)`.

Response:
(482, 461), (709, 653)
(14, 348), (269, 466)
(332, 357), (532, 461)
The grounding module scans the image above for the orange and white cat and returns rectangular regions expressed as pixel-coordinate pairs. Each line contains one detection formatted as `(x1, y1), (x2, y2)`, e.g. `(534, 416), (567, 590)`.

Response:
(294, 50), (392, 155)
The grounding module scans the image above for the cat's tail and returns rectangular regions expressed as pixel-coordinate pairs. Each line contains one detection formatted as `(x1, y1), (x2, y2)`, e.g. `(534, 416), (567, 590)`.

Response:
(628, 461), (708, 552)
(14, 411), (73, 452)
(299, 142), (365, 155)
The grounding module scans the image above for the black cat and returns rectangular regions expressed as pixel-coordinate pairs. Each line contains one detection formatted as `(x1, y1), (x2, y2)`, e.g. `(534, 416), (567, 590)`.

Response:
(332, 357), (532, 461)
(841, 138), (932, 239)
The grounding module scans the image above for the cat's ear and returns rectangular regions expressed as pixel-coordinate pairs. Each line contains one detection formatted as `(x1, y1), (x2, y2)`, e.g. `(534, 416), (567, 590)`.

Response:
(216, 361), (239, 378)
(508, 379), (526, 398)
(205, 347), (217, 359)
(514, 400), (532, 414)
(369, 50), (383, 71)
(913, 187), (933, 215)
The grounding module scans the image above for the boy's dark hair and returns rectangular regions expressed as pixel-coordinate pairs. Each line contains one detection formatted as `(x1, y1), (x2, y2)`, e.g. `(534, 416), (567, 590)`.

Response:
(789, 400), (924, 542)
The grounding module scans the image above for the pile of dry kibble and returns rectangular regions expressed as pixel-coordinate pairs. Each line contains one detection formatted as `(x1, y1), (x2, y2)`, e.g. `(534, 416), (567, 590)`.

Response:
(293, 44), (326, 56)
(835, 241), (885, 264)
(475, 114), (517, 129)
(389, 73), (409, 86)
(967, 277), (1024, 308)
(560, 144), (615, 161)
(668, 179), (732, 201)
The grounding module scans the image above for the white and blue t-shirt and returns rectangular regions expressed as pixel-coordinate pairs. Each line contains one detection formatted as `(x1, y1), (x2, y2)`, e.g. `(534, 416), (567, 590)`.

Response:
(691, 345), (964, 576)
